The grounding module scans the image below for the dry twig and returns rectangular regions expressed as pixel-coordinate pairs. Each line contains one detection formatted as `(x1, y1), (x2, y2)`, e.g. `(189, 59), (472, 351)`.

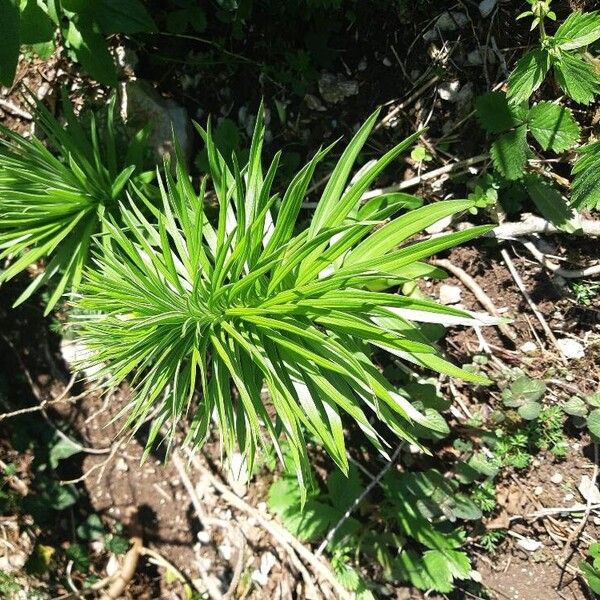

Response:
(500, 247), (568, 363)
(185, 449), (350, 599)
(431, 258), (516, 340)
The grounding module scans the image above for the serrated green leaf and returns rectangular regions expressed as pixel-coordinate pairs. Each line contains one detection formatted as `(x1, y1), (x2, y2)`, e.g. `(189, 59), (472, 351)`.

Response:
(587, 409), (600, 439)
(327, 466), (363, 513)
(554, 51), (600, 105)
(571, 140), (600, 210)
(476, 92), (525, 134)
(563, 396), (589, 417)
(468, 453), (499, 477)
(490, 126), (528, 180)
(104, 534), (130, 555)
(554, 11), (600, 50)
(587, 393), (600, 408)
(528, 102), (580, 152)
(0, 0), (20, 86)
(452, 494), (483, 520)
(507, 49), (551, 105)
(524, 174), (581, 233)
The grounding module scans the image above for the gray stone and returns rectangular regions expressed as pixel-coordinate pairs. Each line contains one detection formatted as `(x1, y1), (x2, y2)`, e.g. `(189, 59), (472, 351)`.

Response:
(318, 73), (359, 104)
(119, 80), (192, 164)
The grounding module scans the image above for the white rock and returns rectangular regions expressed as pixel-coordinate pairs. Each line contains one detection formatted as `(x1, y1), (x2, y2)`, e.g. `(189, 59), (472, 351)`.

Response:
(105, 554), (120, 576)
(115, 457), (128, 472)
(516, 537), (543, 552)
(218, 543), (232, 561)
(424, 12), (469, 40)
(533, 486), (544, 496)
(520, 341), (538, 354)
(61, 340), (104, 379)
(119, 81), (192, 164)
(579, 475), (600, 504)
(556, 338), (585, 360)
(550, 473), (563, 485)
(438, 80), (461, 102)
(251, 551), (277, 586)
(479, 0), (497, 18)
(197, 530), (211, 544)
(318, 73), (359, 104)
(439, 284), (462, 305)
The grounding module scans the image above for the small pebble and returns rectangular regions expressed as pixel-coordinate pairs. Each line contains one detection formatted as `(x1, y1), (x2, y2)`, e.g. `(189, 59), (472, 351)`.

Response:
(439, 284), (462, 305)
(556, 338), (585, 360)
(520, 341), (538, 354)
(534, 486), (544, 496)
(550, 473), (563, 485)
(479, 0), (497, 17)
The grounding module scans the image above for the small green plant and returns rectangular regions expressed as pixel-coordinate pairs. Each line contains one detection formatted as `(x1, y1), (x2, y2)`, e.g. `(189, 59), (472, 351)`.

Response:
(471, 480), (497, 513)
(0, 93), (154, 313)
(509, 3), (600, 105)
(493, 430), (533, 469)
(562, 392), (600, 439)
(478, 529), (506, 554)
(501, 374), (546, 421)
(74, 106), (492, 490)
(0, 0), (156, 86)
(570, 280), (600, 306)
(268, 463), (480, 595)
(580, 542), (600, 595)
(531, 405), (568, 457)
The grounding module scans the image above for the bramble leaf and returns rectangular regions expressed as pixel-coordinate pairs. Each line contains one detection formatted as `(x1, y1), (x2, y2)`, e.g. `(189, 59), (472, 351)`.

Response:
(554, 11), (600, 50)
(554, 51), (600, 105)
(571, 141), (600, 210)
(528, 102), (580, 152)
(490, 126), (528, 180)
(524, 174), (581, 233)
(507, 49), (551, 105)
(563, 396), (589, 418)
(475, 92), (526, 134)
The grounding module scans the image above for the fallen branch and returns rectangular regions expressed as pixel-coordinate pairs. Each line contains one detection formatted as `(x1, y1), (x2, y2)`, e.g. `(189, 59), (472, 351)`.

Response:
(361, 154), (489, 200)
(431, 258), (516, 340)
(489, 215), (600, 239)
(0, 98), (33, 120)
(172, 451), (246, 600)
(521, 240), (600, 279)
(375, 74), (440, 130)
(500, 247), (567, 363)
(185, 449), (350, 600)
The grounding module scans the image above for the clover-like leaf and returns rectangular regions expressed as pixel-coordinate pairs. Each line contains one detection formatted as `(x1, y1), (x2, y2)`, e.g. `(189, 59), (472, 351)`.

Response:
(563, 396), (589, 418)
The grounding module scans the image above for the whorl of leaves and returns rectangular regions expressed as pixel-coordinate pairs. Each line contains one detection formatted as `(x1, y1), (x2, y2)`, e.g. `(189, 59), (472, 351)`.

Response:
(76, 107), (491, 489)
(0, 94), (154, 313)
